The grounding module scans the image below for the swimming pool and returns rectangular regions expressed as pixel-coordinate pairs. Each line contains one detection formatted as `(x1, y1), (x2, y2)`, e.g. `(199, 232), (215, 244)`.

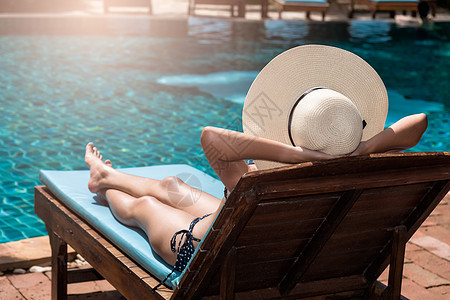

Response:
(1, 16), (449, 243)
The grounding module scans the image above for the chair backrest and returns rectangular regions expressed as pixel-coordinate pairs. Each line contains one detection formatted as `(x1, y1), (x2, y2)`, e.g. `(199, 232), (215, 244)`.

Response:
(174, 152), (450, 299)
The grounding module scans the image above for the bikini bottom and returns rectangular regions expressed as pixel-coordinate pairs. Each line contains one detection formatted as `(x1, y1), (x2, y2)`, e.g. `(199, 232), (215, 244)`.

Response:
(153, 213), (211, 291)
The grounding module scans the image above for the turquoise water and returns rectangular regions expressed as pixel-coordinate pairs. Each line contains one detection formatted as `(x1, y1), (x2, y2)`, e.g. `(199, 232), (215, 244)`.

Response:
(1, 17), (449, 243)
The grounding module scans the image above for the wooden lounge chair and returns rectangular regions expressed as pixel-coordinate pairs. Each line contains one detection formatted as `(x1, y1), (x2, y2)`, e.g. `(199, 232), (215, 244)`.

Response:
(35, 152), (450, 299)
(188, 0), (246, 17)
(270, 0), (329, 21)
(348, 0), (418, 19)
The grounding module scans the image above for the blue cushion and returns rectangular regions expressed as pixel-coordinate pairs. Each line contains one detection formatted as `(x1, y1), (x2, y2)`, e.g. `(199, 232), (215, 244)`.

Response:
(39, 165), (224, 289)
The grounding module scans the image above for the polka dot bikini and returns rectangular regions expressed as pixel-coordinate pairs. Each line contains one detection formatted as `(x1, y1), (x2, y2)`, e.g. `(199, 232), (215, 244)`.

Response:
(153, 213), (211, 291)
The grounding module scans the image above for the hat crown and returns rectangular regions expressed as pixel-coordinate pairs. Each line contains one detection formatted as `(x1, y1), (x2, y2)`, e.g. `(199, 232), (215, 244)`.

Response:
(290, 88), (363, 155)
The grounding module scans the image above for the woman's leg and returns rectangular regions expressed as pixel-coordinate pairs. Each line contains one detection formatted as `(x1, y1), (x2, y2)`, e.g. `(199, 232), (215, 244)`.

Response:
(85, 143), (221, 217)
(103, 189), (215, 266)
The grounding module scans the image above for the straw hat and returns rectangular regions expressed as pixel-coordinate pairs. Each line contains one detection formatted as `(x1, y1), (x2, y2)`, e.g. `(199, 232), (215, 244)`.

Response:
(242, 45), (388, 170)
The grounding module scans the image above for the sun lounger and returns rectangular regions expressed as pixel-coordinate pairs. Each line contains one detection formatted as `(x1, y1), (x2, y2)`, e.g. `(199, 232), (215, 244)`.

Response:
(349, 0), (418, 19)
(35, 152), (450, 299)
(188, 0), (246, 17)
(37, 164), (224, 291)
(270, 0), (329, 21)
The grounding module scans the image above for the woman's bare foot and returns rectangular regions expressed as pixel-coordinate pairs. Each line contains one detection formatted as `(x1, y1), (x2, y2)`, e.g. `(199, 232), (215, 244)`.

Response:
(85, 143), (112, 193)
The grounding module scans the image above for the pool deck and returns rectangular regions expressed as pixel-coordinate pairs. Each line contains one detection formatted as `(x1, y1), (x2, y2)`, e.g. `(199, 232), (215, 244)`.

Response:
(1, 0), (450, 299)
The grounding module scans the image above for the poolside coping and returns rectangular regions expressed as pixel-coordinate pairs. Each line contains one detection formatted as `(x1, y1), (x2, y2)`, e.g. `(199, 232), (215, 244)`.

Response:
(0, 236), (76, 272)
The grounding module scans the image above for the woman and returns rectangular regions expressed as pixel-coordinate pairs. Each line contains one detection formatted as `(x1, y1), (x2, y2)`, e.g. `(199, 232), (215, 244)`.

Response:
(84, 45), (428, 283)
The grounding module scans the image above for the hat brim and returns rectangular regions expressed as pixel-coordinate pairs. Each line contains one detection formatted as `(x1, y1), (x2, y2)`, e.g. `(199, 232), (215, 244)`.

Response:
(242, 45), (388, 170)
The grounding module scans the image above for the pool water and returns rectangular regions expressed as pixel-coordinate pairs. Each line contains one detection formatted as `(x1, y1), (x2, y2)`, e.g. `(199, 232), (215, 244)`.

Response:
(1, 17), (449, 243)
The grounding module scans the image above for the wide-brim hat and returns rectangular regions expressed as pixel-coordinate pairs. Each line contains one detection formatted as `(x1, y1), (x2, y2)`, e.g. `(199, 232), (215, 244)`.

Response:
(242, 45), (388, 170)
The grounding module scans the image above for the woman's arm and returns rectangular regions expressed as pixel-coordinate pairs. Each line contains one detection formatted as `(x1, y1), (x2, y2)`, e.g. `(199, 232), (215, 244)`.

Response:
(201, 126), (336, 164)
(201, 126), (337, 190)
(351, 113), (428, 156)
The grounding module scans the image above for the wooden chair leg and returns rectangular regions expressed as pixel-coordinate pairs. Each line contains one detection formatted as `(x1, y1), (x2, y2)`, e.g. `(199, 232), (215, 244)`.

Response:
(261, 0), (269, 18)
(306, 11), (311, 19)
(386, 225), (407, 299)
(48, 229), (68, 300)
(238, 0), (246, 18)
(348, 0), (355, 18)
